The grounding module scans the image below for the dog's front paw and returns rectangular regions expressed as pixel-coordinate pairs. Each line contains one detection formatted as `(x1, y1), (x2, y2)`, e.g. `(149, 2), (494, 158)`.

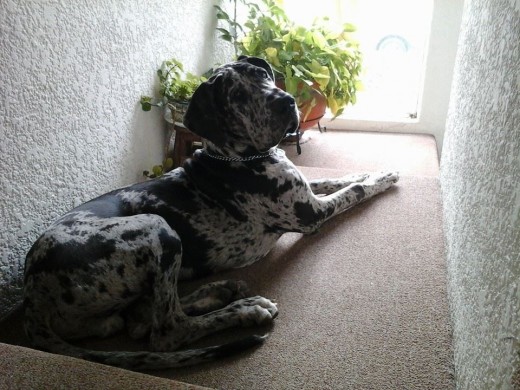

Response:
(378, 171), (399, 184)
(229, 296), (278, 326)
(366, 171), (399, 191)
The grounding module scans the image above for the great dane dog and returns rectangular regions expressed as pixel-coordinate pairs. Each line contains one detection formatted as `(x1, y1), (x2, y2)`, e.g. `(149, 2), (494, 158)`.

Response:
(24, 56), (399, 370)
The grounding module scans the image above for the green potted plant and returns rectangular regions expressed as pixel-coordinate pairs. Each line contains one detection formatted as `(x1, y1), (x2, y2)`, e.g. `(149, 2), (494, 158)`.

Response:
(140, 58), (206, 178)
(140, 58), (206, 125)
(215, 0), (363, 129)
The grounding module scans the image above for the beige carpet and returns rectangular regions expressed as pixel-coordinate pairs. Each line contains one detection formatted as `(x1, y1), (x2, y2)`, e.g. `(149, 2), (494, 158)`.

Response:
(0, 130), (454, 389)
(284, 129), (440, 177)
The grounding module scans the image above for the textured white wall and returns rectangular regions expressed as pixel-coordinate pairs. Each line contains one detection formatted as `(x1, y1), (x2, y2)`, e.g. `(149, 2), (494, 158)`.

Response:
(440, 0), (520, 388)
(0, 0), (233, 318)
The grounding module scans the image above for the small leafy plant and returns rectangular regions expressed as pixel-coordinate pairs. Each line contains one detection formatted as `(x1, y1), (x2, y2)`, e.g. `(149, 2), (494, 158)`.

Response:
(140, 58), (206, 178)
(142, 157), (174, 179)
(140, 58), (206, 112)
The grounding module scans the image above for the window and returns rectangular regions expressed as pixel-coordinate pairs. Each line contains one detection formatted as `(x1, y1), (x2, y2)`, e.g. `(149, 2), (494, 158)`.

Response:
(283, 0), (434, 121)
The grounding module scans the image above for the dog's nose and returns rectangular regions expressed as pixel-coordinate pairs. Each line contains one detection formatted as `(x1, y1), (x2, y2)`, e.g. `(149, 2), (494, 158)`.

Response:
(272, 94), (296, 114)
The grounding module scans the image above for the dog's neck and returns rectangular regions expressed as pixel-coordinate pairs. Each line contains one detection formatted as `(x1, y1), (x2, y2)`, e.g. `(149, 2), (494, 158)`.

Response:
(201, 128), (301, 161)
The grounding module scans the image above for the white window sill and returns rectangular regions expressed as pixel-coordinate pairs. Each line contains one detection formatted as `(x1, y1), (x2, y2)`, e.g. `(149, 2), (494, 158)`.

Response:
(317, 112), (420, 133)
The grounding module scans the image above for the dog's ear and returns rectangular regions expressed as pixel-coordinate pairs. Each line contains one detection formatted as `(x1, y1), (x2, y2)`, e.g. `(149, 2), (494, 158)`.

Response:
(183, 76), (228, 146)
(238, 55), (275, 82)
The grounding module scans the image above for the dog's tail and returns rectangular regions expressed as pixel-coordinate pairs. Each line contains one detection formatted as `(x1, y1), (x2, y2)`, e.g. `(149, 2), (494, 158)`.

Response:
(25, 317), (267, 370)
(84, 334), (267, 369)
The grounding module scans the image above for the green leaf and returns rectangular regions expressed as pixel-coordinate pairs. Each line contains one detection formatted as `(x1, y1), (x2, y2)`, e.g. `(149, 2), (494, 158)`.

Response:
(152, 165), (163, 177)
(214, 6), (230, 20)
(244, 21), (256, 30)
(163, 158), (174, 171)
(216, 27), (231, 35)
(311, 31), (327, 49)
(220, 34), (233, 43)
(343, 23), (357, 32)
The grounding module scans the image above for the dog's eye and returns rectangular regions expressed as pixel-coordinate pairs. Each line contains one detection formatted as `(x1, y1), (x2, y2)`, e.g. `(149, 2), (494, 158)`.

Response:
(256, 69), (269, 80)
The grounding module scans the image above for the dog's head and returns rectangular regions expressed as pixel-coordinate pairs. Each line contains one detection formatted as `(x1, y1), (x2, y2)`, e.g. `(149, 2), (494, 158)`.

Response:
(183, 56), (300, 154)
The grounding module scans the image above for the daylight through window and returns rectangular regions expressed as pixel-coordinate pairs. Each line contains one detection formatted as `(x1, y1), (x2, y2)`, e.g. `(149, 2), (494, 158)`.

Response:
(283, 0), (433, 121)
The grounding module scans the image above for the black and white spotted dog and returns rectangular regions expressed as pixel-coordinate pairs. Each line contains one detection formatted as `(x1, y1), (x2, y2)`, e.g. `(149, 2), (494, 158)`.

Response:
(24, 56), (399, 370)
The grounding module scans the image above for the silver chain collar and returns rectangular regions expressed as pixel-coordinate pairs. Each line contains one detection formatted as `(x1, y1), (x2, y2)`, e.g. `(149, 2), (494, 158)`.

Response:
(200, 148), (278, 162)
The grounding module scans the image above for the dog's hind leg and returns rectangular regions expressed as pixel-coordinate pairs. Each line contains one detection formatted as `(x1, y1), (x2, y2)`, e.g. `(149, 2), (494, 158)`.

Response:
(23, 213), (192, 352)
(180, 280), (251, 316)
(126, 280), (251, 339)
(148, 232), (277, 349)
(145, 221), (192, 352)
(167, 295), (278, 347)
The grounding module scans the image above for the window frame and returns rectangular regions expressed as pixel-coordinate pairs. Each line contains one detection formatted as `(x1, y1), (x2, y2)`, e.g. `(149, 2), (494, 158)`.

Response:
(308, 0), (465, 157)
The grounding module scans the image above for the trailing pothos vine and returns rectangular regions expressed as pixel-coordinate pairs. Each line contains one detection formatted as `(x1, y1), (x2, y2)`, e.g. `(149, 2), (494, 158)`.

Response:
(215, 0), (363, 119)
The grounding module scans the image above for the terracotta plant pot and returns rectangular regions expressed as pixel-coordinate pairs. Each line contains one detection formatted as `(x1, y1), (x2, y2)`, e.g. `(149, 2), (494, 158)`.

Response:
(298, 88), (327, 130)
(275, 80), (327, 132)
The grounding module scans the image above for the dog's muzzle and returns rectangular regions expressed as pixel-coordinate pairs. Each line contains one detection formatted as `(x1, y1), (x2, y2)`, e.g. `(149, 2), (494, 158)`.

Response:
(272, 95), (299, 136)
(275, 95), (301, 154)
